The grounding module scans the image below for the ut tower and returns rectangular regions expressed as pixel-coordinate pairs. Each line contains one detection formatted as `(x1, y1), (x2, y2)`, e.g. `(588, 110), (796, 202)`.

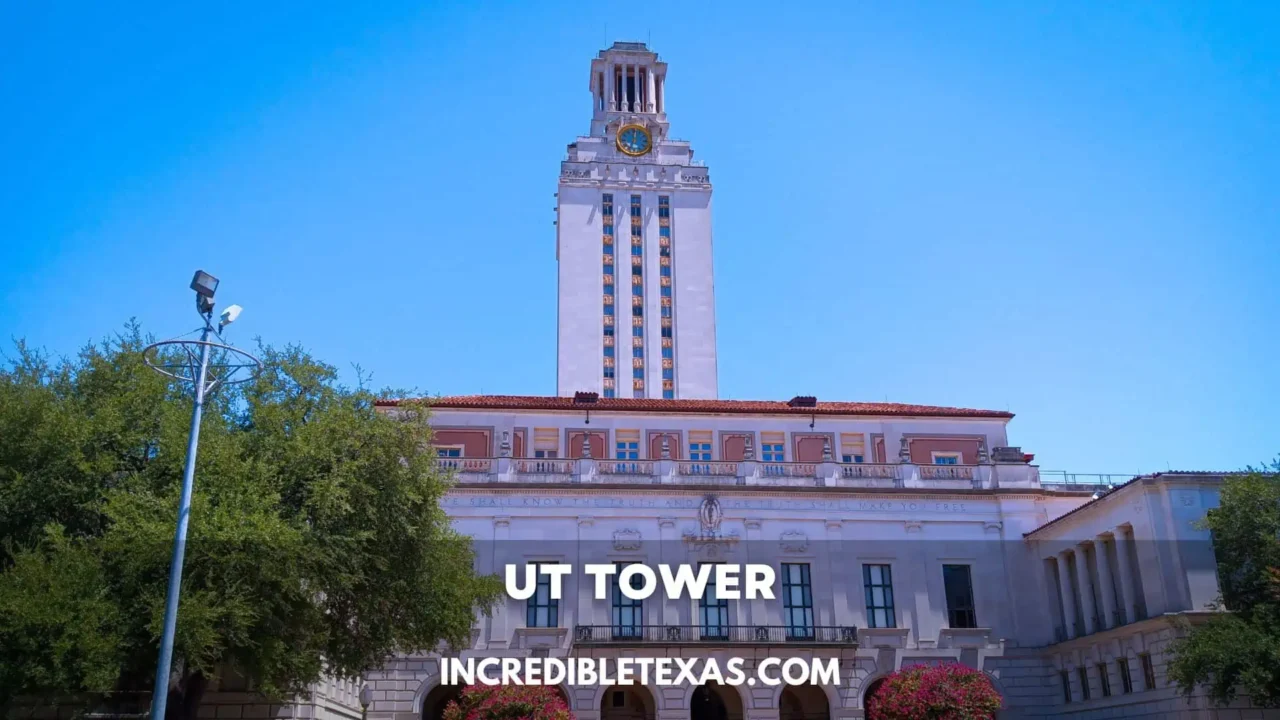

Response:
(556, 42), (718, 400)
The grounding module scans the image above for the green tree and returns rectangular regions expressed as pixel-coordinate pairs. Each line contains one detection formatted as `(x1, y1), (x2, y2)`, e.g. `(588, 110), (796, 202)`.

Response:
(0, 324), (502, 719)
(1167, 462), (1280, 707)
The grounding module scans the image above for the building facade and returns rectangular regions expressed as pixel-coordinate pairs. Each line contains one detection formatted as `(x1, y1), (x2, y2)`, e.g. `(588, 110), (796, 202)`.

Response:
(357, 43), (1266, 720)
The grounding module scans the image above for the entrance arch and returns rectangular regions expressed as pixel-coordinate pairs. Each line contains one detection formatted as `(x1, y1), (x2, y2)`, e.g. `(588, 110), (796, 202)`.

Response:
(862, 678), (886, 718)
(422, 683), (463, 720)
(600, 685), (655, 720)
(690, 682), (743, 720)
(780, 684), (829, 720)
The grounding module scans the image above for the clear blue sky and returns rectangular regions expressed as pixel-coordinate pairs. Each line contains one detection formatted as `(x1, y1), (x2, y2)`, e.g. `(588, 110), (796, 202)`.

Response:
(2, 2), (1277, 474)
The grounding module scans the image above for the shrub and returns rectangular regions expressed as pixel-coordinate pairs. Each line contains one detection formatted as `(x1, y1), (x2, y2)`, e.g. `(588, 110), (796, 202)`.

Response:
(868, 663), (1001, 720)
(441, 684), (573, 720)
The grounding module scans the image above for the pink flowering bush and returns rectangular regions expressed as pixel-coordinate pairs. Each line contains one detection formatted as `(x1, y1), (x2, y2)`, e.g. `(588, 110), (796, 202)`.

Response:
(867, 663), (1001, 720)
(441, 684), (573, 720)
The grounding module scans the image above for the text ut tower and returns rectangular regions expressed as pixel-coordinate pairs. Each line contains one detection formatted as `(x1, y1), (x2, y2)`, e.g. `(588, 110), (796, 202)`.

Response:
(556, 42), (719, 400)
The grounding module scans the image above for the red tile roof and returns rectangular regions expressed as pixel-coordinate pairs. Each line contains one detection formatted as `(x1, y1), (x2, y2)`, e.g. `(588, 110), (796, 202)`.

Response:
(375, 394), (1014, 419)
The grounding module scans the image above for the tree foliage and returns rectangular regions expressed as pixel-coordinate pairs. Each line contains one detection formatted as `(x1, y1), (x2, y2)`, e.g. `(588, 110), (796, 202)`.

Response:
(441, 684), (572, 720)
(1168, 462), (1280, 708)
(867, 663), (1001, 720)
(0, 323), (502, 717)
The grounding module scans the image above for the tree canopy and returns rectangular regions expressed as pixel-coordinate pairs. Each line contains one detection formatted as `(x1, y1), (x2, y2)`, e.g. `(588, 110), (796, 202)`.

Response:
(0, 324), (501, 717)
(1168, 463), (1280, 707)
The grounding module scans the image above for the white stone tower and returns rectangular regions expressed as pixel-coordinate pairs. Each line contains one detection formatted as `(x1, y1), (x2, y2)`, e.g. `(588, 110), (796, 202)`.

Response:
(556, 42), (718, 400)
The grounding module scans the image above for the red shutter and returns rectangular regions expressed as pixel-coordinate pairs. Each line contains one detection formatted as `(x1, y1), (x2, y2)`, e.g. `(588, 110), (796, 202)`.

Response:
(795, 436), (825, 463)
(722, 435), (746, 462)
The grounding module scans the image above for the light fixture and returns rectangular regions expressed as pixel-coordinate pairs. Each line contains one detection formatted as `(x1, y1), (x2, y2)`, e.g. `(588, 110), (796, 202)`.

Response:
(219, 304), (243, 330)
(359, 684), (373, 720)
(190, 270), (219, 314)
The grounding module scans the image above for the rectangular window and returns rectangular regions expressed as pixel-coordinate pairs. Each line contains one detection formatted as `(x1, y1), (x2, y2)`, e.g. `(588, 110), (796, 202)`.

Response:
(603, 389), (615, 398)
(604, 305), (615, 316)
(1097, 664), (1111, 697)
(781, 563), (814, 639)
(603, 367), (615, 379)
(631, 244), (642, 256)
(863, 564), (896, 628)
(842, 454), (865, 463)
(604, 346), (615, 357)
(604, 263), (614, 275)
(662, 389), (674, 399)
(661, 346), (672, 359)
(632, 347), (643, 358)
(942, 564), (978, 628)
(698, 562), (729, 639)
(662, 368), (673, 380)
(761, 443), (784, 462)
(1139, 653), (1156, 690)
(1118, 658), (1133, 694)
(1060, 670), (1072, 703)
(612, 564), (643, 639)
(533, 428), (558, 456)
(661, 285), (671, 297)
(632, 306), (643, 316)
(533, 449), (558, 459)
(689, 443), (712, 461)
(660, 265), (671, 277)
(603, 194), (613, 215)
(661, 306), (672, 318)
(840, 433), (865, 464)
(526, 563), (559, 628)
(1078, 667), (1090, 701)
(632, 367), (644, 379)
(604, 283), (614, 295)
(633, 282), (643, 295)
(658, 196), (670, 217)
(661, 326), (672, 338)
(604, 325), (614, 337)
(436, 446), (462, 458)
(932, 452), (961, 465)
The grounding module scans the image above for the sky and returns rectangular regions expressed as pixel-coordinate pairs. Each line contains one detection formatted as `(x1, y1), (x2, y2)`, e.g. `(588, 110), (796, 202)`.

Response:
(1, 1), (1277, 475)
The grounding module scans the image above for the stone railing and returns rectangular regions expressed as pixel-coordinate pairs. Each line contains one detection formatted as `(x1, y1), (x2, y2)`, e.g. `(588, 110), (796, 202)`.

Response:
(572, 624), (856, 645)
(441, 458), (1047, 490)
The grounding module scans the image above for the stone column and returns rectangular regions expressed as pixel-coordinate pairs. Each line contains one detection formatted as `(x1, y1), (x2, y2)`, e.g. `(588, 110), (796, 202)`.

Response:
(605, 64), (614, 111)
(1074, 544), (1098, 635)
(489, 516), (512, 648)
(646, 66), (656, 112)
(1113, 527), (1138, 624)
(1095, 533), (1118, 628)
(657, 73), (664, 113)
(658, 517), (678, 626)
(1056, 551), (1078, 639)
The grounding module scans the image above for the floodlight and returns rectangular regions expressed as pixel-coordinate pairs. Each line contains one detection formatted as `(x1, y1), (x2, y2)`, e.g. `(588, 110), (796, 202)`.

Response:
(190, 270), (219, 298)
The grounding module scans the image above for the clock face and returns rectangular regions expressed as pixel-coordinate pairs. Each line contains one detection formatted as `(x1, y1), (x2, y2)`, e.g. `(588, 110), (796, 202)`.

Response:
(616, 124), (652, 156)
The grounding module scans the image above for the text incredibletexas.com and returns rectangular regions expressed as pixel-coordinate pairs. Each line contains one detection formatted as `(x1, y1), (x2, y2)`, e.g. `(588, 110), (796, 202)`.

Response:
(439, 657), (842, 688)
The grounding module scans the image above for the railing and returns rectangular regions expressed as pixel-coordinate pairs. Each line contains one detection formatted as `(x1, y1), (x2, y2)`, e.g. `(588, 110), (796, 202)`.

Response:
(678, 461), (739, 477)
(919, 465), (975, 480)
(572, 625), (857, 645)
(597, 460), (655, 475)
(438, 457), (494, 473)
(514, 459), (574, 475)
(1039, 471), (1135, 489)
(761, 462), (816, 478)
(841, 463), (898, 479)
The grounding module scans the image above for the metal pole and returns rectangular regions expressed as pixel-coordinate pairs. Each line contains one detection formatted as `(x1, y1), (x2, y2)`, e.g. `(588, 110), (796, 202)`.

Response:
(149, 316), (214, 720)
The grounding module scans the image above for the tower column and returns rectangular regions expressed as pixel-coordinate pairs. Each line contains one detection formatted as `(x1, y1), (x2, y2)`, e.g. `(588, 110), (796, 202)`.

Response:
(1075, 544), (1098, 635)
(605, 63), (614, 111)
(658, 73), (665, 113)
(646, 66), (656, 112)
(1095, 533), (1117, 628)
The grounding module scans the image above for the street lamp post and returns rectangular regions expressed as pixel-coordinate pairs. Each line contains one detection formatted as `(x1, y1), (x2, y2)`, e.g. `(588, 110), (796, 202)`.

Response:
(143, 272), (260, 720)
(360, 684), (373, 720)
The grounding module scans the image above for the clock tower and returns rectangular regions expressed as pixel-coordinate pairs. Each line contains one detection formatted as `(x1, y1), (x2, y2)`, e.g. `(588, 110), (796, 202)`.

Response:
(556, 42), (718, 400)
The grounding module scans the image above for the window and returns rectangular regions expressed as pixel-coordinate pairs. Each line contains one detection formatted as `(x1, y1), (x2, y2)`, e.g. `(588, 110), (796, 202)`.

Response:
(843, 454), (864, 463)
(658, 196), (669, 218)
(604, 304), (614, 316)
(436, 446), (462, 458)
(616, 441), (639, 460)
(533, 450), (558, 459)
(533, 428), (558, 458)
(840, 433), (865, 464)
(612, 564), (643, 638)
(662, 346), (672, 359)
(1060, 670), (1072, 703)
(942, 564), (977, 628)
(632, 325), (643, 337)
(631, 244), (642, 256)
(661, 305), (671, 318)
(699, 562), (729, 639)
(932, 452), (961, 465)
(661, 285), (671, 298)
(604, 325), (615, 337)
(762, 443), (784, 462)
(632, 282), (643, 295)
(632, 306), (643, 317)
(632, 346), (643, 358)
(863, 564), (896, 628)
(1097, 664), (1111, 697)
(662, 368), (673, 380)
(603, 193), (614, 214)
(632, 367), (644, 379)
(781, 563), (814, 639)
(1118, 658), (1133, 694)
(526, 563), (559, 627)
(662, 389), (673, 399)
(661, 326), (672, 338)
(604, 263), (614, 274)
(690, 442), (711, 461)
(604, 346), (615, 357)
(1139, 653), (1156, 690)
(604, 283), (615, 296)
(1077, 667), (1090, 700)
(604, 367), (615, 379)
(603, 389), (615, 398)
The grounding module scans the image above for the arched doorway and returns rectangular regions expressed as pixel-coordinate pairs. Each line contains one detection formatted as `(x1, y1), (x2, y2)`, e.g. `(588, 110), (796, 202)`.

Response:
(779, 684), (829, 720)
(422, 684), (463, 720)
(862, 679), (886, 719)
(600, 685), (655, 720)
(691, 682), (743, 720)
